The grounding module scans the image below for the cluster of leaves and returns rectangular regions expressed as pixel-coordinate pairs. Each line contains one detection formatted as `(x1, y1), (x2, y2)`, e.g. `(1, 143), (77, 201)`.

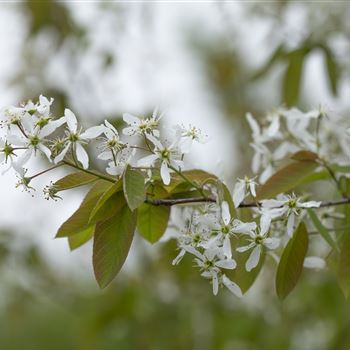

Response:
(252, 40), (341, 106)
(54, 168), (216, 289)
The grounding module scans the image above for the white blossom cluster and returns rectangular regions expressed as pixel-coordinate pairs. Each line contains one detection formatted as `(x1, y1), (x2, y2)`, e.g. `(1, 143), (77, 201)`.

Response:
(170, 106), (350, 297)
(246, 107), (350, 183)
(0, 97), (348, 296)
(0, 95), (207, 193)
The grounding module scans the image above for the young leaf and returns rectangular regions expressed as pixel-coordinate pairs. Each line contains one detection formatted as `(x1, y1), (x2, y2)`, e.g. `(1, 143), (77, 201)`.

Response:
(324, 46), (340, 96)
(217, 180), (235, 218)
(137, 185), (170, 243)
(256, 160), (318, 200)
(307, 208), (337, 250)
(276, 222), (309, 300)
(90, 191), (126, 224)
(283, 49), (306, 106)
(56, 181), (112, 238)
(337, 232), (350, 298)
(167, 169), (217, 192)
(123, 165), (146, 211)
(93, 204), (137, 288)
(54, 171), (99, 191)
(137, 205), (170, 244)
(291, 150), (319, 162)
(68, 226), (95, 251)
(89, 180), (122, 222)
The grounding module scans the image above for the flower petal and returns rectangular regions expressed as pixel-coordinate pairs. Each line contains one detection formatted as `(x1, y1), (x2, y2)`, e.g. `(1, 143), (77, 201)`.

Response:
(65, 109), (77, 133)
(216, 258), (236, 270)
(212, 273), (219, 296)
(232, 181), (246, 208)
(40, 117), (66, 137)
(221, 201), (231, 226)
(137, 154), (158, 167)
(80, 125), (104, 139)
(54, 144), (70, 164)
(263, 237), (280, 250)
(223, 235), (232, 259)
(123, 113), (140, 125)
(160, 161), (171, 185)
(222, 275), (242, 297)
(260, 214), (271, 236)
(287, 213), (295, 237)
(246, 245), (261, 272)
(75, 143), (89, 169)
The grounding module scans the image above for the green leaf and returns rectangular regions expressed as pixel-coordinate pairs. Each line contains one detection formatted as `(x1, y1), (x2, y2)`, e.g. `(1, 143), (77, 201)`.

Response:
(307, 208), (337, 250)
(337, 233), (350, 298)
(89, 180), (122, 223)
(93, 204), (137, 288)
(68, 226), (95, 251)
(53, 171), (99, 191)
(324, 47), (340, 96)
(56, 180), (112, 238)
(298, 170), (330, 186)
(256, 160), (319, 200)
(123, 165), (146, 210)
(90, 191), (126, 224)
(276, 222), (309, 300)
(137, 185), (170, 243)
(283, 49), (306, 106)
(331, 164), (350, 173)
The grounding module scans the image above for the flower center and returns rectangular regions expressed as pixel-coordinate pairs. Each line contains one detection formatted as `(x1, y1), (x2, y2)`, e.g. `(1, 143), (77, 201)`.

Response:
(68, 133), (80, 142)
(36, 117), (50, 128)
(29, 135), (40, 147)
(161, 149), (170, 160)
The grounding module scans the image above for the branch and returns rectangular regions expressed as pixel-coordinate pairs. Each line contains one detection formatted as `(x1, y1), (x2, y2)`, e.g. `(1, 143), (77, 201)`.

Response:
(145, 196), (350, 208)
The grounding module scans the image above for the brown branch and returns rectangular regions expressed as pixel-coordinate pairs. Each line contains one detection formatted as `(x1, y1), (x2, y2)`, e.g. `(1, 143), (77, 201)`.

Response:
(145, 196), (350, 208)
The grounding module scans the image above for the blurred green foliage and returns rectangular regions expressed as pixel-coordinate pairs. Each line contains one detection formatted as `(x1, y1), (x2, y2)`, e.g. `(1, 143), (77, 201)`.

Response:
(1, 234), (350, 350)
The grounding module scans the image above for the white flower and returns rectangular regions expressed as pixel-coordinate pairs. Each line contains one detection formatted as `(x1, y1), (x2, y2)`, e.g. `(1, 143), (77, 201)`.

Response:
(54, 109), (104, 169)
(194, 248), (236, 296)
(0, 138), (15, 165)
(282, 108), (319, 151)
(14, 166), (34, 192)
(204, 202), (256, 259)
(175, 124), (208, 153)
(237, 215), (280, 271)
(232, 176), (257, 208)
(105, 147), (135, 176)
(98, 120), (125, 161)
(122, 108), (161, 137)
(261, 194), (321, 237)
(137, 134), (183, 185)
(36, 95), (54, 117)
(7, 114), (63, 166)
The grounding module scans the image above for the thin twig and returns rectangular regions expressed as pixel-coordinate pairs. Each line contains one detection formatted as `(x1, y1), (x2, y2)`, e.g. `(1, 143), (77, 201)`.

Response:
(145, 196), (350, 208)
(63, 160), (117, 183)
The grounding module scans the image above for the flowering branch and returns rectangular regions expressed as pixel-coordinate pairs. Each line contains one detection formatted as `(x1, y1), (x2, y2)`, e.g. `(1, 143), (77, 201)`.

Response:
(2, 95), (350, 299)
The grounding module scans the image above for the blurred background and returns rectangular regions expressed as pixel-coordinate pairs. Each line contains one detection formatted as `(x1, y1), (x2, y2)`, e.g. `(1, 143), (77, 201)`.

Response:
(1, 1), (350, 349)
